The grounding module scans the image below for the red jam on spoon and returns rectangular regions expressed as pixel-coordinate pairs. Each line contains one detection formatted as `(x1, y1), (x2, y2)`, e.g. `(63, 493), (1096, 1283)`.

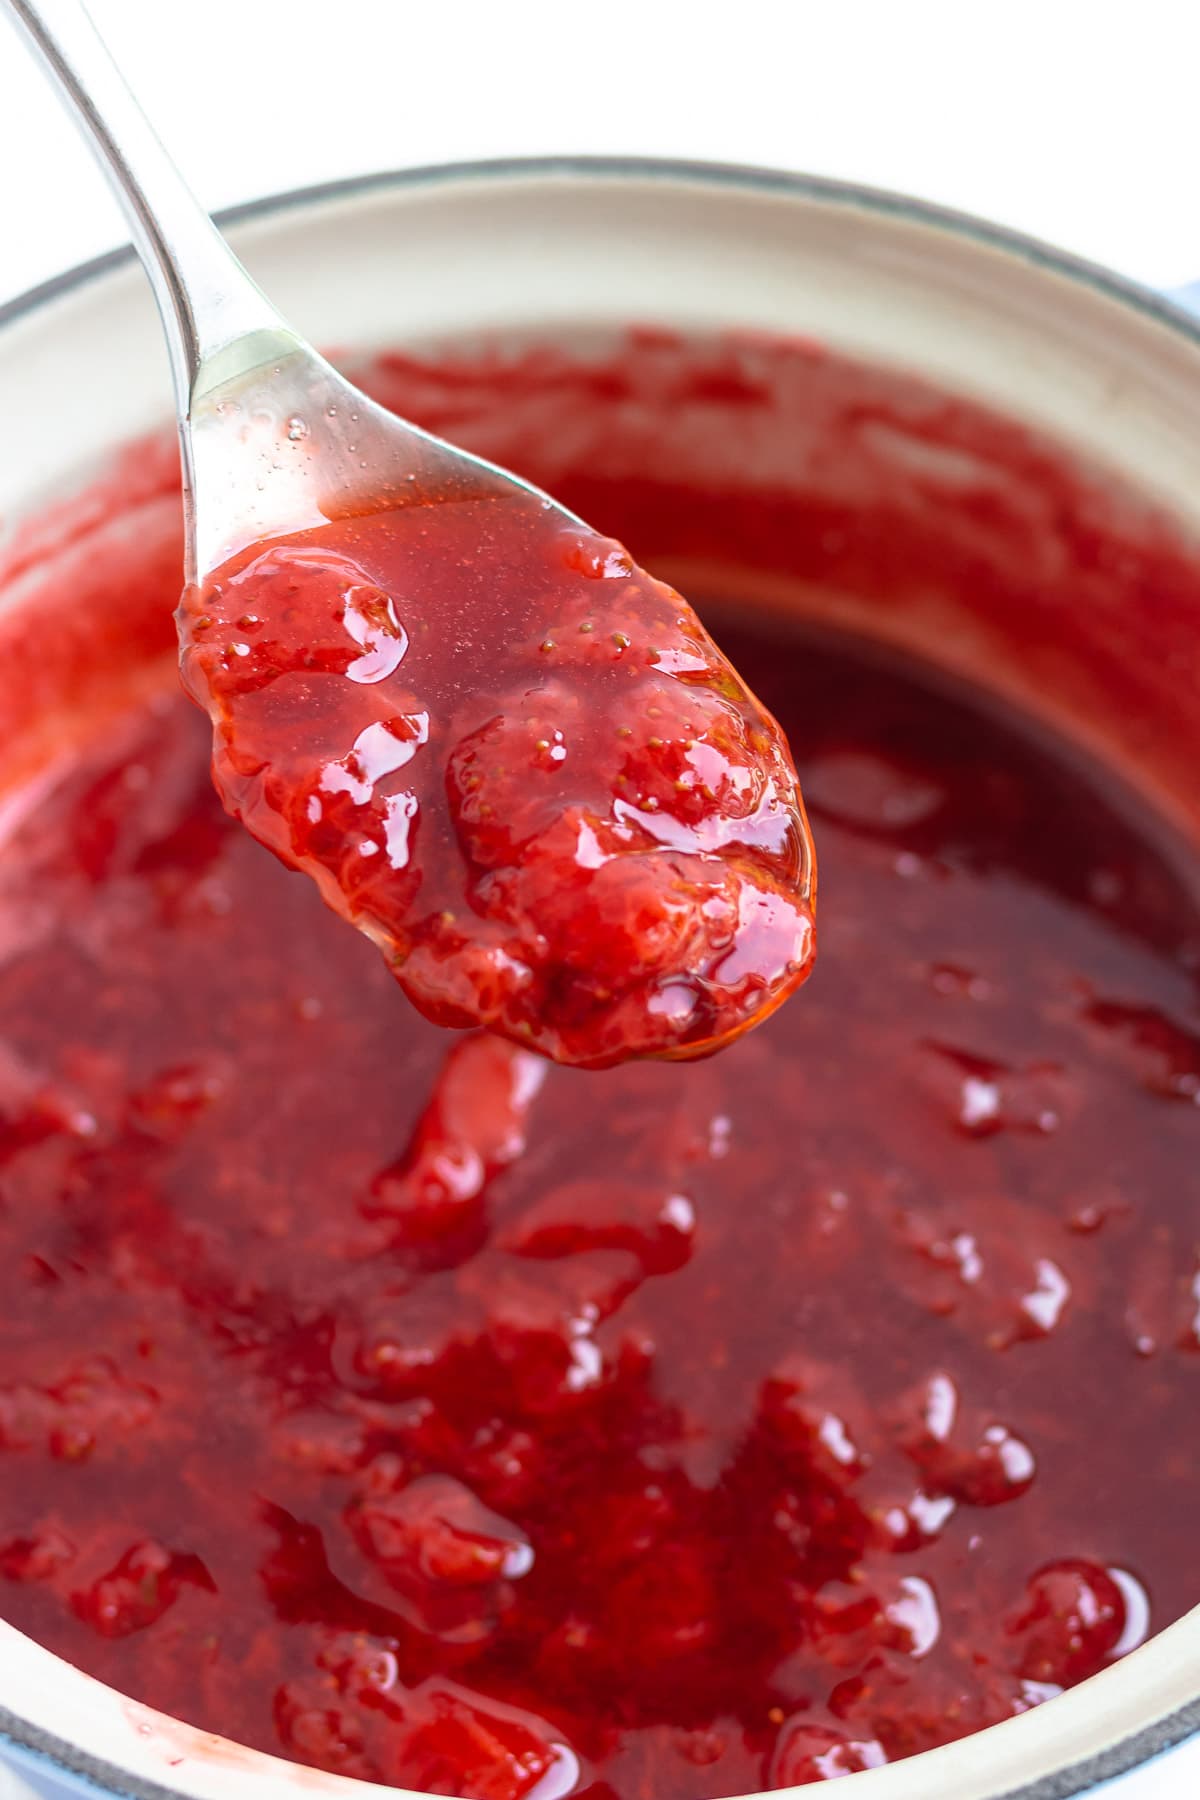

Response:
(177, 494), (815, 1069)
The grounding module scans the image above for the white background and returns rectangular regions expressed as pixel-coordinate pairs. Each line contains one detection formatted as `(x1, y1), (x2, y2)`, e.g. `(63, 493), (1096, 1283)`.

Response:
(1, 0), (1200, 311)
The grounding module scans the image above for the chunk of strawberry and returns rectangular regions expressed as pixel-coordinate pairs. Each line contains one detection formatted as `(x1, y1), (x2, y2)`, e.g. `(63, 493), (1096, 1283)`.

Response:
(347, 1472), (532, 1645)
(599, 1541), (716, 1669)
(350, 1472), (532, 1592)
(0, 1525), (75, 1583)
(393, 1682), (578, 1800)
(71, 1538), (213, 1638)
(344, 1285), (483, 1398)
(1006, 1560), (1126, 1685)
(446, 688), (588, 873)
(464, 1251), (642, 1415)
(759, 1356), (875, 1490)
(613, 672), (784, 835)
(892, 1373), (1037, 1507)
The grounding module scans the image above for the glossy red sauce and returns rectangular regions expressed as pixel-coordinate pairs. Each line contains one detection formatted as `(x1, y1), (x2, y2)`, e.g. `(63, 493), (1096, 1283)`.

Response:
(179, 494), (814, 1069)
(1, 332), (1199, 1798)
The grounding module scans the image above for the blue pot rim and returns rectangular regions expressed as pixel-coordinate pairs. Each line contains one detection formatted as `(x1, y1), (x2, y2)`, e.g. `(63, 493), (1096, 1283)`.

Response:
(0, 152), (1197, 1800)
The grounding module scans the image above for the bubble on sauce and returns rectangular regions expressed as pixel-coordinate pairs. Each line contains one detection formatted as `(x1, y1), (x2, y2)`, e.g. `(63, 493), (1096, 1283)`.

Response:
(929, 962), (993, 1000)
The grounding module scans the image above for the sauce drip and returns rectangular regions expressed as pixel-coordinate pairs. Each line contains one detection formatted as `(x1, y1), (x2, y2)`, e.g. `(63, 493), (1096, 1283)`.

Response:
(178, 498), (815, 1069)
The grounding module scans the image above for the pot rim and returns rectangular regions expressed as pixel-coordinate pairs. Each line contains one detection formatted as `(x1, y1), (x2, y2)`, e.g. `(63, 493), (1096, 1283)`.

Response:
(0, 153), (1197, 1800)
(3, 152), (1200, 354)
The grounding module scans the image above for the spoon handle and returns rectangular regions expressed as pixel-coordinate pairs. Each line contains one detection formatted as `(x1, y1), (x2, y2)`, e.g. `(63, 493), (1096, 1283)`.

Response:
(5, 0), (288, 417)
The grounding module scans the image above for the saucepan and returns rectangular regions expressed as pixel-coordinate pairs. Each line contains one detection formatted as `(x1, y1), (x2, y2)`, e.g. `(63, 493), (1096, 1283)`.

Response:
(0, 158), (1198, 1800)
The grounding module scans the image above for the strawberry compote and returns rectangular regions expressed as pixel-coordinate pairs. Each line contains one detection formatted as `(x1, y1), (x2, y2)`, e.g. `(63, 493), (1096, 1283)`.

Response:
(178, 496), (815, 1069)
(1, 331), (1199, 1799)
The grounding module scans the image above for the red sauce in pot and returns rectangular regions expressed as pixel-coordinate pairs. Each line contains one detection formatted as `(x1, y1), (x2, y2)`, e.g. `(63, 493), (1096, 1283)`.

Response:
(1, 331), (1198, 1798)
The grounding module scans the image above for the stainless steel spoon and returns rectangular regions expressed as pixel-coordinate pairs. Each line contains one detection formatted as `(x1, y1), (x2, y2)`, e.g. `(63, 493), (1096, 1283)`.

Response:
(6, 0), (819, 1073)
(6, 0), (566, 589)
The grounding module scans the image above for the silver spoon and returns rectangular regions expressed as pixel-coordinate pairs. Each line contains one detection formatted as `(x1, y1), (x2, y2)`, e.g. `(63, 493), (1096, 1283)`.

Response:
(6, 0), (559, 589)
(7, 0), (818, 1070)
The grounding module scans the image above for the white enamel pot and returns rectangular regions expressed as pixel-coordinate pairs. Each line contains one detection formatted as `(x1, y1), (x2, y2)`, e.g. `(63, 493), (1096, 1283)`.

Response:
(0, 159), (1197, 1800)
